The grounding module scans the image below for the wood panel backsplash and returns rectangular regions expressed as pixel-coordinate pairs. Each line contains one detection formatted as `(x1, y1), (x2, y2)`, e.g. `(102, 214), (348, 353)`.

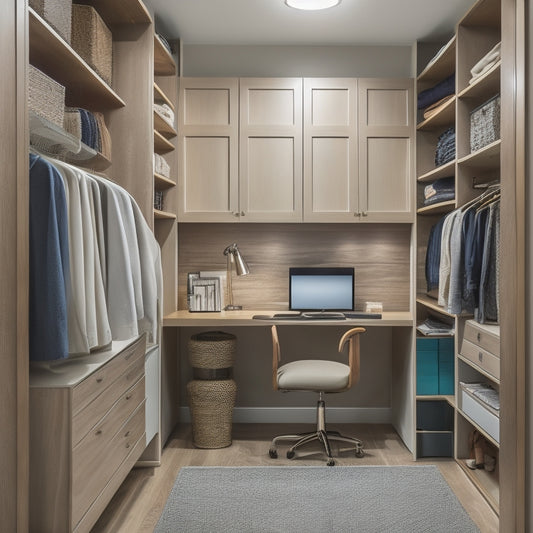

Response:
(177, 223), (411, 311)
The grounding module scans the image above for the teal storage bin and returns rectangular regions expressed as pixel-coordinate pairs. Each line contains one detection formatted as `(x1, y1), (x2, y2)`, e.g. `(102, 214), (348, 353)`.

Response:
(416, 337), (455, 395)
(438, 338), (454, 395)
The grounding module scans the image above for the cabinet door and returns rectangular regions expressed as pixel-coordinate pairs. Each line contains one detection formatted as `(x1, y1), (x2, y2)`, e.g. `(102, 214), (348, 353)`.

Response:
(303, 78), (358, 222)
(239, 78), (302, 222)
(178, 78), (239, 222)
(358, 78), (415, 222)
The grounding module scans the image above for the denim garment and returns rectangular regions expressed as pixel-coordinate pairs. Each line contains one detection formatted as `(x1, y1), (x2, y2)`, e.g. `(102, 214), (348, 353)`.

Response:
(461, 208), (477, 314)
(425, 216), (446, 293)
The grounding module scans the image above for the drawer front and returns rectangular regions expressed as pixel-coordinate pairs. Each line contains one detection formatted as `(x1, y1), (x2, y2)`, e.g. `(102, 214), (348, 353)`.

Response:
(463, 320), (500, 357)
(72, 402), (146, 528)
(72, 355), (144, 447)
(461, 390), (499, 443)
(73, 376), (145, 472)
(460, 338), (500, 380)
(72, 335), (145, 415)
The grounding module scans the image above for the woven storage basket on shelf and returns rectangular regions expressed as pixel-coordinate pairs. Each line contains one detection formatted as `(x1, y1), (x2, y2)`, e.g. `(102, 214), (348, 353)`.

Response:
(28, 65), (65, 128)
(187, 379), (237, 448)
(29, 0), (71, 43)
(71, 4), (112, 86)
(470, 94), (500, 153)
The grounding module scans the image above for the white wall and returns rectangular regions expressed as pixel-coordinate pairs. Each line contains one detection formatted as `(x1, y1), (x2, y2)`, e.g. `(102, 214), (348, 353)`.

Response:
(182, 44), (413, 77)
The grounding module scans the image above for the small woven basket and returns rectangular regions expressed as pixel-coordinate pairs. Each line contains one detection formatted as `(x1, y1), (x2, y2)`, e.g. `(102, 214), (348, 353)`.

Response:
(187, 379), (237, 448)
(29, 0), (71, 43)
(470, 94), (500, 153)
(71, 4), (112, 86)
(28, 65), (65, 128)
(188, 331), (236, 369)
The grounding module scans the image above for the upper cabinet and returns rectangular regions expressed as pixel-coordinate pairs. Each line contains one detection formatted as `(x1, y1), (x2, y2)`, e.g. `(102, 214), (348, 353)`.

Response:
(178, 76), (415, 223)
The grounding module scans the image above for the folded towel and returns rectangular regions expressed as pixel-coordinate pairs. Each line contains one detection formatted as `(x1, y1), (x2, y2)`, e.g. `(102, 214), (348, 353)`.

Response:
(424, 190), (455, 206)
(63, 107), (82, 140)
(418, 74), (455, 110)
(154, 102), (175, 127)
(470, 42), (501, 78)
(154, 153), (170, 178)
(423, 94), (454, 120)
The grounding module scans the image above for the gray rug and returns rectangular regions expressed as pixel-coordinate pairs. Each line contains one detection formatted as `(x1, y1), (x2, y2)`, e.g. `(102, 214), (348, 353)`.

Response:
(155, 465), (479, 533)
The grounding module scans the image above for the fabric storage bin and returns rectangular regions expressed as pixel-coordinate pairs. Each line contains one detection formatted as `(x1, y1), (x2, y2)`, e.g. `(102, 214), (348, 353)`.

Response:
(460, 383), (500, 443)
(28, 64), (65, 128)
(416, 338), (454, 395)
(416, 400), (454, 431)
(417, 432), (453, 457)
(29, 0), (71, 43)
(470, 94), (500, 153)
(71, 4), (113, 86)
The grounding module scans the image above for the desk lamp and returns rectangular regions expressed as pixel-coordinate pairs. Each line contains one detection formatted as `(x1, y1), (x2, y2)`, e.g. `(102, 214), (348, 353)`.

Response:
(223, 243), (250, 310)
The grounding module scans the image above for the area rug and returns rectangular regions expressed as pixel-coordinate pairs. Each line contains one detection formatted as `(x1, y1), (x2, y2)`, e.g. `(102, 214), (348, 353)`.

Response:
(154, 465), (479, 532)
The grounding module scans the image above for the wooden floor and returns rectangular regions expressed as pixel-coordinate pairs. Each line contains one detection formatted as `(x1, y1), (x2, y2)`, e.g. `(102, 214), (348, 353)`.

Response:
(92, 423), (499, 533)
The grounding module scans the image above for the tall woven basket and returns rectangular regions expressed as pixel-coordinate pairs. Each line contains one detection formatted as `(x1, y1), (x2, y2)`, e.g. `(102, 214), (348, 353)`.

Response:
(187, 331), (237, 448)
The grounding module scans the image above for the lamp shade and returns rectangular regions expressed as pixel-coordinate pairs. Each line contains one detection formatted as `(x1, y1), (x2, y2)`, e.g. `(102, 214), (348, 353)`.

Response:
(223, 243), (250, 276)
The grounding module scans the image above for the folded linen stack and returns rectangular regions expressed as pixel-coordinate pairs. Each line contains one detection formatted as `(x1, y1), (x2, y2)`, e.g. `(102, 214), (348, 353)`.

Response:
(470, 42), (501, 84)
(435, 127), (456, 166)
(154, 102), (175, 127)
(424, 176), (455, 206)
(416, 316), (455, 336)
(63, 107), (112, 160)
(423, 94), (454, 121)
(417, 74), (455, 111)
(154, 153), (170, 178)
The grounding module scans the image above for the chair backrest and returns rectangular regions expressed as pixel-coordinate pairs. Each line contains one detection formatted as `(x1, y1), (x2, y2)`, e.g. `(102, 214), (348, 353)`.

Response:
(271, 325), (365, 391)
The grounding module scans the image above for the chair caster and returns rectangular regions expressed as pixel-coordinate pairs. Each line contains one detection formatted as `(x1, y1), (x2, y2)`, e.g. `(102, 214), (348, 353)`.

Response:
(355, 449), (365, 458)
(327, 459), (335, 466)
(286, 450), (295, 459)
(269, 448), (278, 459)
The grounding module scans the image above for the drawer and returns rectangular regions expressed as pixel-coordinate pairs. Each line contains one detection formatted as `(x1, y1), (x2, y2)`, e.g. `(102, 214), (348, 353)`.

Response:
(460, 338), (500, 380)
(72, 401), (146, 528)
(73, 376), (145, 472)
(463, 320), (500, 357)
(461, 387), (499, 444)
(72, 335), (145, 416)
(72, 355), (144, 446)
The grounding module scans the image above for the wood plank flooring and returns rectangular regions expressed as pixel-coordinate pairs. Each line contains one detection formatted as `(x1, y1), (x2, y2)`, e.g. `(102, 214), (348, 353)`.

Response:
(92, 423), (498, 533)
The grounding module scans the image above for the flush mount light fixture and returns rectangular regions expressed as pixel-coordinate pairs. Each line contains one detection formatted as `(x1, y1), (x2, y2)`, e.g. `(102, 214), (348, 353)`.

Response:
(285, 0), (341, 10)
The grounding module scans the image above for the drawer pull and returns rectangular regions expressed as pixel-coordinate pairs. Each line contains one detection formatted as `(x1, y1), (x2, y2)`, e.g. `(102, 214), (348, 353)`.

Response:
(477, 332), (481, 342)
(125, 430), (131, 437)
(124, 350), (134, 361)
(125, 394), (132, 400)
(478, 352), (484, 362)
(95, 429), (102, 436)
(126, 443), (131, 449)
(96, 377), (103, 384)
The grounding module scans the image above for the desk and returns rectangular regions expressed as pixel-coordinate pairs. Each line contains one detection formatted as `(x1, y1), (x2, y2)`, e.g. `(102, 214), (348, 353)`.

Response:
(162, 310), (415, 454)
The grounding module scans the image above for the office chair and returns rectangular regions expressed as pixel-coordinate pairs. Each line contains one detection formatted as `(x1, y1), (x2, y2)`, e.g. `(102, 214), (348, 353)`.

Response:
(268, 325), (366, 466)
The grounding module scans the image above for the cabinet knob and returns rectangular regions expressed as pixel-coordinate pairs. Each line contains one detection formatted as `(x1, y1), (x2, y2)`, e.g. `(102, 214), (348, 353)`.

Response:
(96, 377), (103, 384)
(95, 429), (102, 436)
(362, 211), (368, 217)
(125, 430), (131, 437)
(240, 211), (245, 217)
(125, 394), (132, 400)
(233, 212), (240, 217)
(354, 212), (360, 217)
(478, 352), (484, 362)
(477, 332), (481, 342)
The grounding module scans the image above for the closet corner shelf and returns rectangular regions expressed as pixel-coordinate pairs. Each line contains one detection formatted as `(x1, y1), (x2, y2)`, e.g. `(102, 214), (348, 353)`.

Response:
(154, 83), (175, 111)
(154, 209), (176, 220)
(29, 8), (125, 110)
(154, 173), (176, 189)
(417, 200), (456, 216)
(154, 130), (175, 154)
(417, 160), (456, 182)
(457, 461), (499, 514)
(417, 35), (456, 84)
(457, 61), (501, 101)
(416, 96), (456, 131)
(154, 35), (176, 76)
(416, 394), (456, 408)
(153, 111), (177, 138)
(457, 139), (501, 169)
(79, 0), (152, 28)
(416, 294), (456, 318)
(457, 354), (501, 385)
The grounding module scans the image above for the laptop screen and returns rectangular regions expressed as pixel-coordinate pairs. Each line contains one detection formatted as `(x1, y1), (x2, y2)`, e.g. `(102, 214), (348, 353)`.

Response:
(289, 267), (354, 311)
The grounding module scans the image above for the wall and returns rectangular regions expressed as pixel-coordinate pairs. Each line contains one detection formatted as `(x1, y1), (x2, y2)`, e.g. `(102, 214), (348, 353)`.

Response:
(182, 44), (413, 77)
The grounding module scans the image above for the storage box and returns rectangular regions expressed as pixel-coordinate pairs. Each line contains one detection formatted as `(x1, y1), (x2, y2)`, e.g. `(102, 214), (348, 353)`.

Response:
(28, 64), (65, 128)
(29, 0), (71, 43)
(416, 400), (454, 431)
(461, 383), (499, 443)
(71, 4), (112, 86)
(416, 431), (453, 457)
(416, 338), (455, 395)
(470, 94), (500, 153)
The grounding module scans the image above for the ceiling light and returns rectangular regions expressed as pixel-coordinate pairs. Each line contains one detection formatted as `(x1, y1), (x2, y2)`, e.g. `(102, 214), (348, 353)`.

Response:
(285, 0), (341, 11)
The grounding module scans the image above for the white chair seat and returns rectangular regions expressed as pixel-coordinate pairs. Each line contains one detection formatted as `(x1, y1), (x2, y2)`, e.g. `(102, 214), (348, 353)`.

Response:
(277, 360), (350, 391)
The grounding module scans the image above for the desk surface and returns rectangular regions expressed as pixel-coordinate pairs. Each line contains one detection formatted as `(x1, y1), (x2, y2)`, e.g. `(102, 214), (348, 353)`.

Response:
(163, 310), (414, 327)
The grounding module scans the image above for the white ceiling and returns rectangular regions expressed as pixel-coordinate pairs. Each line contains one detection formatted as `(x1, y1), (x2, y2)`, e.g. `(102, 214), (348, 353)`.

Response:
(144, 0), (476, 46)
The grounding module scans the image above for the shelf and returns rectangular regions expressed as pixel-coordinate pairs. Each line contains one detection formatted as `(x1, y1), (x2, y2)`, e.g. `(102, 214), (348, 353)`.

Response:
(457, 354), (501, 385)
(457, 407), (500, 448)
(154, 173), (176, 190)
(154, 35), (176, 76)
(459, 0), (501, 28)
(417, 96), (455, 131)
(154, 83), (175, 111)
(76, 0), (152, 28)
(154, 209), (176, 220)
(457, 139), (501, 169)
(154, 130), (175, 154)
(417, 160), (455, 183)
(29, 8), (125, 110)
(457, 61), (501, 101)
(416, 395), (456, 408)
(457, 460), (499, 514)
(416, 295), (455, 318)
(154, 111), (177, 138)
(417, 35), (456, 84)
(417, 200), (456, 215)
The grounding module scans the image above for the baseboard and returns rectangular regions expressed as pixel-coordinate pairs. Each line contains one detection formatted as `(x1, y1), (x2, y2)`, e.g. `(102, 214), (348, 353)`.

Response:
(179, 407), (392, 424)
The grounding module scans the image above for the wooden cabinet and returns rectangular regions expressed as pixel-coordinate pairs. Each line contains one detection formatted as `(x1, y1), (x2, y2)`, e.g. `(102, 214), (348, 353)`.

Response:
(29, 336), (146, 533)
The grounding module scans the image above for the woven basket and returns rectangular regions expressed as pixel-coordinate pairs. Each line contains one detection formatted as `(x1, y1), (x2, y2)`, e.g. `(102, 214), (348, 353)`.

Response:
(71, 4), (112, 86)
(470, 94), (500, 153)
(28, 65), (65, 128)
(188, 331), (236, 369)
(187, 379), (237, 448)
(29, 0), (71, 43)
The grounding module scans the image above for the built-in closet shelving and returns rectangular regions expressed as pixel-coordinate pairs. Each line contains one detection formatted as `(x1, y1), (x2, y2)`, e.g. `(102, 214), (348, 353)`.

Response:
(415, 0), (501, 513)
